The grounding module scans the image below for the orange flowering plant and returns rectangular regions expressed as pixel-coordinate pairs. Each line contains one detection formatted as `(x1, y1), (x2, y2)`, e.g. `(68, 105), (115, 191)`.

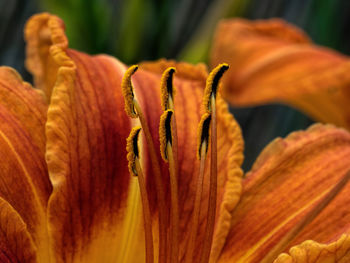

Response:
(0, 13), (350, 263)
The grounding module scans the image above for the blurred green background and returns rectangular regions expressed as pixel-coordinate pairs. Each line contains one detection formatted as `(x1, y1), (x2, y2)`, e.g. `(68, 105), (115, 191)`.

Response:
(1, 0), (349, 170)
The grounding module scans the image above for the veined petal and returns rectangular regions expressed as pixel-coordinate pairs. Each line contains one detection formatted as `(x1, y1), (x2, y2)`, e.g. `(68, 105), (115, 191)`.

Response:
(217, 124), (350, 263)
(0, 67), (50, 262)
(25, 13), (140, 263)
(25, 12), (244, 262)
(274, 234), (350, 263)
(140, 60), (244, 262)
(211, 19), (350, 129)
(0, 197), (38, 263)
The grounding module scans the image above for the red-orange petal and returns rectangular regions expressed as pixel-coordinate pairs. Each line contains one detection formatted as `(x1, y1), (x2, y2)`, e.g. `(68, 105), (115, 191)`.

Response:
(217, 124), (350, 263)
(25, 13), (244, 262)
(211, 19), (350, 130)
(0, 197), (38, 263)
(0, 67), (50, 262)
(25, 14), (137, 262)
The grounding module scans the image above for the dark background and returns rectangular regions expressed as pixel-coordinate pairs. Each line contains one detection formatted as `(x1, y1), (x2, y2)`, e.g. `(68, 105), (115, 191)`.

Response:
(2, 0), (349, 171)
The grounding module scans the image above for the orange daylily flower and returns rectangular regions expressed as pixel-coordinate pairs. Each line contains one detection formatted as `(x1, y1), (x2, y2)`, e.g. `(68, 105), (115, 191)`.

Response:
(0, 12), (350, 263)
(211, 18), (350, 130)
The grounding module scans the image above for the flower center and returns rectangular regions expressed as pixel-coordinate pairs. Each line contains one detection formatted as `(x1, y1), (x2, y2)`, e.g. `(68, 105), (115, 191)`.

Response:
(123, 64), (229, 263)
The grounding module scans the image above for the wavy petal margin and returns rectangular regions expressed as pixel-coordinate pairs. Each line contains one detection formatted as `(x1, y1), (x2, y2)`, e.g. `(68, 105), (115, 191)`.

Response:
(218, 124), (350, 262)
(211, 19), (350, 129)
(274, 234), (350, 263)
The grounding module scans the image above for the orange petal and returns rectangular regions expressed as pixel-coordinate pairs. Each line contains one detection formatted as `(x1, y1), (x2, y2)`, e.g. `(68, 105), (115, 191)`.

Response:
(274, 234), (350, 263)
(25, 14), (143, 262)
(211, 19), (350, 129)
(0, 197), (38, 263)
(0, 67), (50, 262)
(140, 60), (244, 262)
(217, 124), (350, 263)
(25, 12), (244, 262)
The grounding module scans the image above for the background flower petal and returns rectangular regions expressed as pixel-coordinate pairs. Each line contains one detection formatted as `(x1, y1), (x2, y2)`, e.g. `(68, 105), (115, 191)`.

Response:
(211, 19), (350, 129)
(217, 124), (350, 263)
(0, 67), (50, 262)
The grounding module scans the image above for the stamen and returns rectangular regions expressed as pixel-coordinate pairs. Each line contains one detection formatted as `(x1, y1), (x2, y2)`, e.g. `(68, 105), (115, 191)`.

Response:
(121, 65), (139, 118)
(260, 170), (350, 263)
(122, 66), (168, 263)
(185, 113), (211, 263)
(126, 127), (154, 263)
(160, 67), (176, 111)
(202, 63), (229, 113)
(200, 64), (229, 263)
(197, 113), (211, 160)
(159, 110), (179, 263)
(159, 110), (174, 162)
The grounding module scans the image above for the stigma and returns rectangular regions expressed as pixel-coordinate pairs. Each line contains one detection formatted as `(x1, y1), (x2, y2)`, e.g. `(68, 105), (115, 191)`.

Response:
(122, 63), (229, 263)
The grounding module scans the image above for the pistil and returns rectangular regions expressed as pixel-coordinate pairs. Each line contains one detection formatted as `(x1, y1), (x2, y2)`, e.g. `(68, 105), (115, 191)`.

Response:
(126, 127), (154, 263)
(260, 170), (350, 263)
(122, 66), (168, 263)
(159, 110), (179, 263)
(200, 64), (229, 263)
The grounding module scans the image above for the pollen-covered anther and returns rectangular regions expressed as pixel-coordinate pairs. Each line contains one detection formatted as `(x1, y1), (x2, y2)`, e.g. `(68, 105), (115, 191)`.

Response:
(159, 109), (174, 161)
(160, 67), (176, 110)
(197, 113), (211, 160)
(203, 63), (229, 113)
(122, 65), (139, 118)
(126, 126), (142, 176)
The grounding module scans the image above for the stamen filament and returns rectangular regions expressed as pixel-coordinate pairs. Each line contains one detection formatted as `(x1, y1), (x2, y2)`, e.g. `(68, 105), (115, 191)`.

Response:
(166, 141), (180, 263)
(133, 100), (168, 263)
(200, 95), (218, 263)
(260, 170), (350, 263)
(135, 157), (154, 263)
(185, 141), (208, 263)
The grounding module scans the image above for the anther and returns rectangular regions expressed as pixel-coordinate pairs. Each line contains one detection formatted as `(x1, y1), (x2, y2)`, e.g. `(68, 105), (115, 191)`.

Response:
(160, 67), (176, 110)
(126, 127), (154, 263)
(126, 126), (142, 176)
(121, 65), (139, 118)
(159, 109), (179, 263)
(159, 110), (174, 161)
(203, 63), (229, 113)
(197, 113), (211, 160)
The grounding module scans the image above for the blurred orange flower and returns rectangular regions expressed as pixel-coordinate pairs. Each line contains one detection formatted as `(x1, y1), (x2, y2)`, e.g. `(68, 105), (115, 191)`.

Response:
(211, 18), (350, 130)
